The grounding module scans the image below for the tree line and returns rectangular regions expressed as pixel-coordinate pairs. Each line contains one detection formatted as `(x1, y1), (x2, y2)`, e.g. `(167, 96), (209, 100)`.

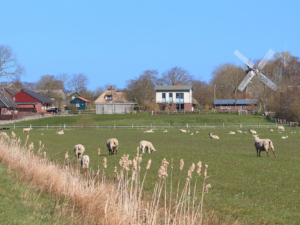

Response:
(1, 45), (300, 122)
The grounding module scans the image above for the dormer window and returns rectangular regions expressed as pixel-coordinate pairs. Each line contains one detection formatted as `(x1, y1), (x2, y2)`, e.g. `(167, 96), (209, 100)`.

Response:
(106, 95), (112, 100)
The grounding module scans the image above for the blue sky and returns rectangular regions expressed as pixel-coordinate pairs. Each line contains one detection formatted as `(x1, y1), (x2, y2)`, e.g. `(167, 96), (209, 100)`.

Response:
(1, 0), (299, 91)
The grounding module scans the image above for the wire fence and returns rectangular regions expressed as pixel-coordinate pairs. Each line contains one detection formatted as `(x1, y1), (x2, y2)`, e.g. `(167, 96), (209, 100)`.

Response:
(0, 123), (295, 131)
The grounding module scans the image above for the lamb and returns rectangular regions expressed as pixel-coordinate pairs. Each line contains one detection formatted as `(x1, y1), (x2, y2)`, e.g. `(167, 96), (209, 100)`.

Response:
(253, 135), (276, 158)
(81, 155), (90, 168)
(278, 126), (285, 131)
(74, 144), (85, 162)
(209, 133), (219, 139)
(180, 129), (187, 133)
(143, 129), (154, 133)
(23, 128), (32, 133)
(281, 136), (288, 139)
(56, 130), (64, 135)
(106, 138), (119, 155)
(163, 130), (168, 133)
(249, 129), (257, 134)
(270, 129), (274, 132)
(229, 131), (235, 134)
(140, 140), (156, 153)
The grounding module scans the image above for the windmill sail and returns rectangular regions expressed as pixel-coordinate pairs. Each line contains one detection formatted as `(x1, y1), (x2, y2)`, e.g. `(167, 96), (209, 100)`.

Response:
(256, 71), (278, 91)
(238, 71), (255, 91)
(258, 49), (275, 70)
(234, 50), (254, 69)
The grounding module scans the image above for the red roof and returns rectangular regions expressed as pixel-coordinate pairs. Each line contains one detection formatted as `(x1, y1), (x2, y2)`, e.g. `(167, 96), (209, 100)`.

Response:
(77, 97), (90, 102)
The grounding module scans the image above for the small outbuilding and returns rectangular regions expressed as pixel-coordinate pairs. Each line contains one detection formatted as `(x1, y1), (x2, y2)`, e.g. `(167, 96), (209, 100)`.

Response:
(214, 99), (258, 113)
(69, 97), (90, 110)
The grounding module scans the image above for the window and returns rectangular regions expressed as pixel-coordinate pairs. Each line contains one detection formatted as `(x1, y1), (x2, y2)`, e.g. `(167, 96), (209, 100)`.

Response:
(106, 95), (112, 100)
(169, 93), (173, 105)
(241, 105), (246, 109)
(72, 96), (75, 100)
(76, 103), (80, 107)
(176, 93), (184, 103)
(221, 106), (225, 109)
(226, 106), (231, 109)
(162, 93), (166, 103)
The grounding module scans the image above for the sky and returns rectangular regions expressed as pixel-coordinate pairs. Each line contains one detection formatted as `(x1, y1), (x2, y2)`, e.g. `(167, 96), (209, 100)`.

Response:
(1, 0), (300, 91)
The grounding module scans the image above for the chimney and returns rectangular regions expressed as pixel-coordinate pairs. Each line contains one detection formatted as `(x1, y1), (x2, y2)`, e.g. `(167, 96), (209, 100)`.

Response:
(110, 86), (112, 90)
(174, 83), (177, 86)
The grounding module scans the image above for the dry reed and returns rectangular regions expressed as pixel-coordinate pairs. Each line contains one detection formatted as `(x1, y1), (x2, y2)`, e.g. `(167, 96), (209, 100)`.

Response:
(0, 135), (213, 224)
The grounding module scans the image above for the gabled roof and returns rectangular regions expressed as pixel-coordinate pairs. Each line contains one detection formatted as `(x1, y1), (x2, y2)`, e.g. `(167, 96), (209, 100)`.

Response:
(155, 85), (192, 91)
(4, 88), (19, 96)
(66, 91), (81, 97)
(95, 89), (131, 103)
(0, 89), (19, 108)
(18, 89), (53, 104)
(76, 97), (90, 102)
(214, 99), (258, 105)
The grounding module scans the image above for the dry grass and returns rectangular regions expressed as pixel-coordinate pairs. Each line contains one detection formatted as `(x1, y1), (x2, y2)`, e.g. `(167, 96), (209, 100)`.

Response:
(0, 136), (217, 225)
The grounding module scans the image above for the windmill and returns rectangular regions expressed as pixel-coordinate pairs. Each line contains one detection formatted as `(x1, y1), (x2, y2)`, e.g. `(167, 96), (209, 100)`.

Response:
(234, 49), (278, 92)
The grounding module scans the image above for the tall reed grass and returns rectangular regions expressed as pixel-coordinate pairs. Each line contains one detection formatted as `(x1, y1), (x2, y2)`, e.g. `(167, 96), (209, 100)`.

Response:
(0, 135), (213, 224)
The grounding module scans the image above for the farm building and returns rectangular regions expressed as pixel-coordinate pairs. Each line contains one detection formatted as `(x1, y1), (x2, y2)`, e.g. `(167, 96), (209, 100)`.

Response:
(12, 89), (53, 113)
(214, 99), (258, 113)
(155, 83), (198, 111)
(0, 89), (19, 120)
(95, 86), (135, 114)
(66, 91), (81, 100)
(69, 97), (90, 110)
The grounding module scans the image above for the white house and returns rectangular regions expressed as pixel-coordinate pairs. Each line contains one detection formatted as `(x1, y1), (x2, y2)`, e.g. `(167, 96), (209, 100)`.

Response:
(155, 83), (197, 111)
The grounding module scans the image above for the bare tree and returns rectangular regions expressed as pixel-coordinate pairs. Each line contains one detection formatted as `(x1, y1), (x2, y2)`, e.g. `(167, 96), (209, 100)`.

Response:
(210, 63), (245, 99)
(192, 80), (213, 109)
(161, 67), (194, 85)
(68, 73), (88, 93)
(126, 70), (159, 110)
(0, 45), (24, 79)
(36, 75), (64, 98)
(56, 73), (69, 90)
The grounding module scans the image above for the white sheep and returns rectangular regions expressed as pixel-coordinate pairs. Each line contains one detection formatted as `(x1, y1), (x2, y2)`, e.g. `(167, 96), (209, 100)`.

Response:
(144, 129), (154, 133)
(249, 129), (257, 134)
(0, 132), (9, 140)
(253, 135), (276, 158)
(180, 129), (187, 133)
(278, 126), (285, 131)
(140, 140), (156, 153)
(281, 136), (288, 139)
(270, 129), (274, 132)
(23, 128), (32, 133)
(81, 155), (90, 168)
(74, 144), (85, 162)
(229, 131), (235, 134)
(237, 130), (243, 133)
(106, 138), (119, 155)
(163, 130), (168, 133)
(56, 130), (64, 135)
(209, 132), (219, 139)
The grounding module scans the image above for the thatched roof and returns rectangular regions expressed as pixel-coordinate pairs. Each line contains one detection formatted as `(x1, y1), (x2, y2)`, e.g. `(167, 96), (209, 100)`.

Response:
(95, 89), (129, 103)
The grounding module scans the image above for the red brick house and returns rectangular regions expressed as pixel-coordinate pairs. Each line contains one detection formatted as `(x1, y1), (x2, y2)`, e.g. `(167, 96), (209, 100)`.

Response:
(214, 99), (258, 113)
(12, 89), (53, 113)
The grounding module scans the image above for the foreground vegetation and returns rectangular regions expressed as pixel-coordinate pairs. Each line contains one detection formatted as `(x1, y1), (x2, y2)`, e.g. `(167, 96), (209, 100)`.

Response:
(1, 114), (299, 224)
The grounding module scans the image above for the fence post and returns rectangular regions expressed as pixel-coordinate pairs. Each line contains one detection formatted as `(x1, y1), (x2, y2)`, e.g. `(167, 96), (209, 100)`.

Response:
(114, 124), (116, 129)
(132, 124), (133, 129)
(64, 124), (66, 129)
(187, 124), (188, 129)
(14, 124), (15, 129)
(169, 124), (170, 128)
(258, 123), (260, 128)
(205, 124), (206, 128)
(97, 124), (98, 130)
(223, 123), (224, 128)
(151, 124), (152, 129)
(47, 124), (48, 130)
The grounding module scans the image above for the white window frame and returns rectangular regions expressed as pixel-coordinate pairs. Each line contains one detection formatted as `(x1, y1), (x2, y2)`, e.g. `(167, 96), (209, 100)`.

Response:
(226, 106), (231, 109)
(106, 95), (112, 100)
(76, 103), (80, 107)
(220, 106), (225, 109)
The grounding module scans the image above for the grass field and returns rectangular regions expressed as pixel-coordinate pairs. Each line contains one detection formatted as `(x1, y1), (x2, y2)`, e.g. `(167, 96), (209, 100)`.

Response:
(1, 114), (299, 224)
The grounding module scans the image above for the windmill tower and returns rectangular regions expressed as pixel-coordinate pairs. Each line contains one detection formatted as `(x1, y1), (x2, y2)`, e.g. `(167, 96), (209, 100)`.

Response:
(234, 49), (278, 92)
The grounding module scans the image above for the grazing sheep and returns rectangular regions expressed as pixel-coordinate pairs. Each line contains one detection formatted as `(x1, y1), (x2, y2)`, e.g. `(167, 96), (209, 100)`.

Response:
(237, 130), (243, 133)
(253, 135), (276, 158)
(106, 138), (119, 155)
(163, 130), (168, 133)
(23, 128), (32, 133)
(74, 144), (85, 162)
(209, 133), (219, 139)
(81, 155), (90, 168)
(140, 140), (156, 153)
(229, 131), (235, 134)
(249, 129), (257, 134)
(278, 126), (285, 131)
(180, 129), (187, 133)
(270, 129), (274, 132)
(144, 129), (154, 133)
(281, 136), (288, 139)
(56, 130), (64, 135)
(11, 131), (16, 139)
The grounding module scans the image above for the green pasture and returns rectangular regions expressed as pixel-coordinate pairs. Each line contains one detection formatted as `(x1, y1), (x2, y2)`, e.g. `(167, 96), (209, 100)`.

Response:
(5, 123), (300, 224)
